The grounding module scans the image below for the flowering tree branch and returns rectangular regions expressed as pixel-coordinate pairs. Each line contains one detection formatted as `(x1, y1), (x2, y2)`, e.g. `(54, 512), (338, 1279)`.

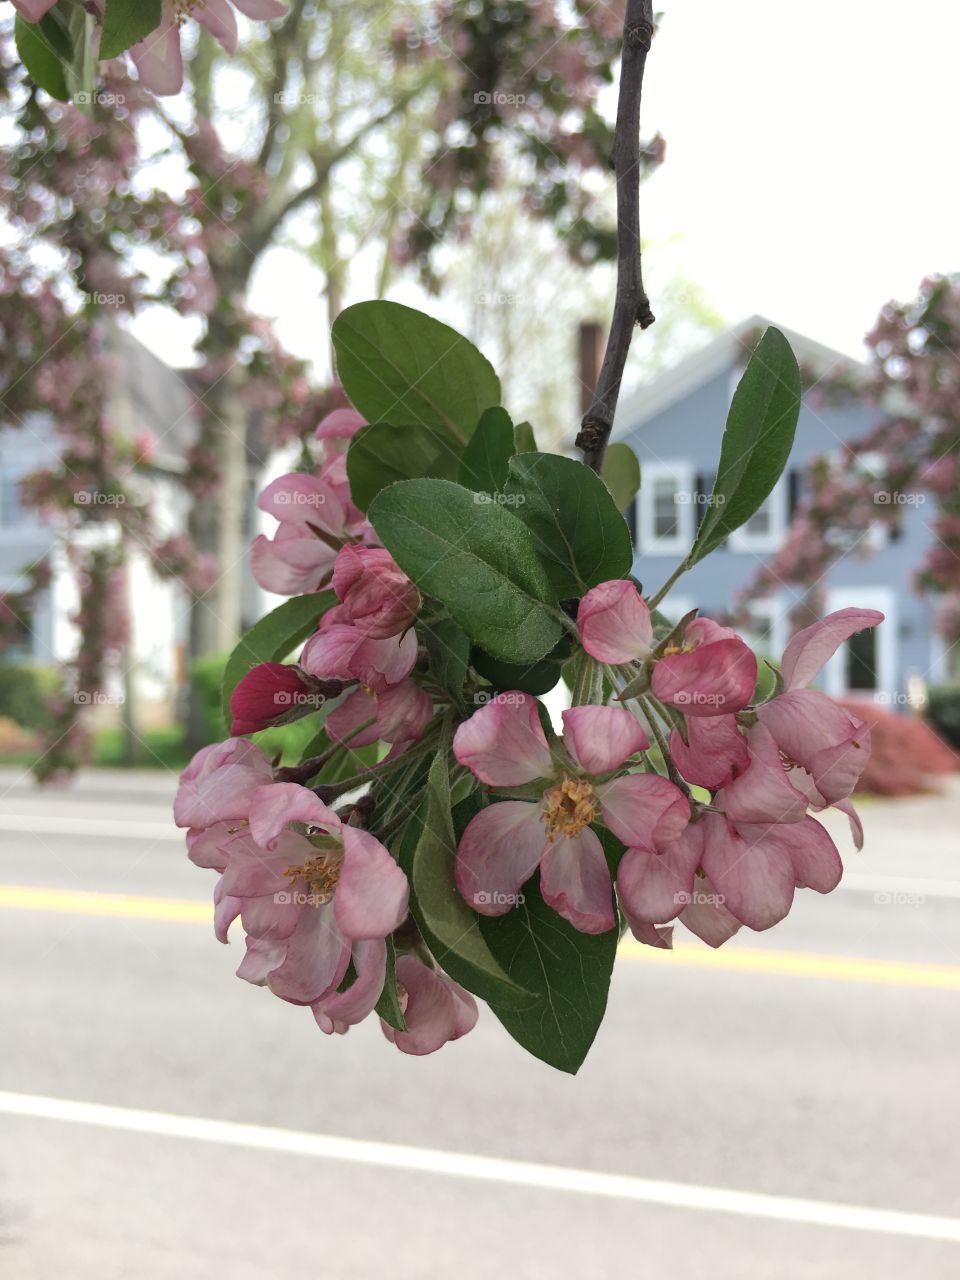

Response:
(576, 0), (656, 473)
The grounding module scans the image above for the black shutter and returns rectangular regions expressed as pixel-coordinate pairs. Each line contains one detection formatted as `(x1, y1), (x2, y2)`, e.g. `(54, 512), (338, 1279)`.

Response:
(625, 494), (638, 548)
(694, 473), (710, 528)
(788, 469), (802, 520)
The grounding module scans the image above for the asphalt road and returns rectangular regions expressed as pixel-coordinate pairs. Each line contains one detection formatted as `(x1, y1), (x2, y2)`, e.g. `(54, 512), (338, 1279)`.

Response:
(1, 767), (959, 1279)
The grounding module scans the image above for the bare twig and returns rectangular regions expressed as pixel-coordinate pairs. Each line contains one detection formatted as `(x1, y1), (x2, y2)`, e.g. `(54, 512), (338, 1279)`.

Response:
(576, 0), (655, 473)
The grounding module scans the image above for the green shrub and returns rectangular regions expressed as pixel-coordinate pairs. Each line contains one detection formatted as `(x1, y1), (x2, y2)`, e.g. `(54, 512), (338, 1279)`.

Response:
(0, 662), (64, 731)
(190, 651), (230, 745)
(926, 685), (960, 749)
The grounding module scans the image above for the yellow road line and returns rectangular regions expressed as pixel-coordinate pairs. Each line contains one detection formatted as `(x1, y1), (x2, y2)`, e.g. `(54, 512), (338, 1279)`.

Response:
(3, 884), (959, 991)
(0, 884), (210, 924)
(619, 938), (960, 990)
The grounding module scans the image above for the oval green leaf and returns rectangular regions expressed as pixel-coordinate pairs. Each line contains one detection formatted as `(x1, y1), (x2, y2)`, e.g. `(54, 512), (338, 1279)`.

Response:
(332, 301), (500, 445)
(368, 479), (562, 664)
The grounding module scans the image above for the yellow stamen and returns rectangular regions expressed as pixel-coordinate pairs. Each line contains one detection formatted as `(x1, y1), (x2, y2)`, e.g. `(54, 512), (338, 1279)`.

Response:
(283, 848), (344, 905)
(542, 777), (599, 842)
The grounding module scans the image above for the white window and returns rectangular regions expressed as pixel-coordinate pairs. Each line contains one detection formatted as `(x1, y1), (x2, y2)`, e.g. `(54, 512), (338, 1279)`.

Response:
(742, 596), (785, 660)
(823, 587), (896, 701)
(728, 478), (788, 554)
(640, 461), (693, 555)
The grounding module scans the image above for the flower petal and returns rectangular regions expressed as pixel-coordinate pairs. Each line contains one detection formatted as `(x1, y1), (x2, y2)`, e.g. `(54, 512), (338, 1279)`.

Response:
(577, 580), (654, 663)
(616, 820), (703, 925)
(453, 693), (553, 786)
(699, 813), (796, 931)
(780, 608), (885, 691)
(651, 637), (757, 717)
(247, 783), (340, 850)
(596, 773), (690, 854)
(717, 723), (807, 825)
(312, 937), (387, 1035)
(193, 0), (238, 52)
(381, 955), (478, 1055)
(757, 689), (871, 804)
(677, 872), (742, 948)
(130, 14), (184, 96)
(783, 816), (843, 893)
(561, 705), (648, 776)
(267, 901), (349, 1004)
(335, 827), (408, 940)
(455, 801), (546, 914)
(539, 826), (615, 933)
(834, 797), (865, 851)
(669, 715), (749, 790)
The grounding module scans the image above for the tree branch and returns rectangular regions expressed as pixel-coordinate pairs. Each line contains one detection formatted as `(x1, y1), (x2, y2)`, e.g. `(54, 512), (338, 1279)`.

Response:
(576, 0), (655, 473)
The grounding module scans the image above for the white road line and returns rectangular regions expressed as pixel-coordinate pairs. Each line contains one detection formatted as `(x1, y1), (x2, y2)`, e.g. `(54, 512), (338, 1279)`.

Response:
(0, 815), (181, 841)
(1, 1091), (958, 1243)
(839, 872), (960, 900)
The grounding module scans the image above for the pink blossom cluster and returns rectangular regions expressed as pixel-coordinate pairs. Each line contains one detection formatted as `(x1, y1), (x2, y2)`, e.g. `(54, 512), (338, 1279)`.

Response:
(174, 741), (476, 1053)
(12, 1), (290, 97)
(452, 580), (883, 949)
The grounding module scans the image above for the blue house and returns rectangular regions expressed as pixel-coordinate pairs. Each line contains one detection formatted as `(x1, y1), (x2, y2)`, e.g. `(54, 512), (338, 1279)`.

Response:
(612, 317), (946, 708)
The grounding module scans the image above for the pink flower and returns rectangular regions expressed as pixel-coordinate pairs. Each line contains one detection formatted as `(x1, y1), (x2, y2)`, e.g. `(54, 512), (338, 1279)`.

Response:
(756, 608), (884, 805)
(668, 714), (749, 789)
(250, 473), (350, 596)
(229, 662), (328, 736)
(332, 545), (420, 639)
(327, 679), (433, 749)
(650, 617), (757, 717)
(311, 937), (389, 1036)
(577, 580), (654, 663)
(696, 810), (842, 932)
(380, 955), (478, 1055)
(301, 622), (418, 693)
(130, 0), (288, 96)
(453, 695), (688, 934)
(174, 738), (272, 832)
(315, 408), (366, 449)
(218, 783), (408, 1004)
(12, 0), (58, 21)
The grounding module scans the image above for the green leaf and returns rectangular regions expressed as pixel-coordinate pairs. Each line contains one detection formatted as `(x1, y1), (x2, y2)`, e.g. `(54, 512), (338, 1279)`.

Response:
(514, 421), (538, 454)
(403, 758), (534, 1011)
(15, 15), (70, 101)
(458, 406), (515, 494)
(687, 327), (801, 566)
(601, 442), (642, 513)
(347, 422), (460, 512)
(99, 0), (162, 59)
(220, 591), (335, 731)
(368, 479), (562, 664)
(481, 862), (618, 1074)
(504, 453), (634, 598)
(471, 633), (572, 697)
(423, 618), (471, 700)
(332, 302), (500, 446)
(374, 936), (407, 1032)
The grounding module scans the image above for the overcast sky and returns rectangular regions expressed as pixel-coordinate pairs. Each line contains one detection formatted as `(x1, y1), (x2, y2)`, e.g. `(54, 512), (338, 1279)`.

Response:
(131, 0), (959, 371)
